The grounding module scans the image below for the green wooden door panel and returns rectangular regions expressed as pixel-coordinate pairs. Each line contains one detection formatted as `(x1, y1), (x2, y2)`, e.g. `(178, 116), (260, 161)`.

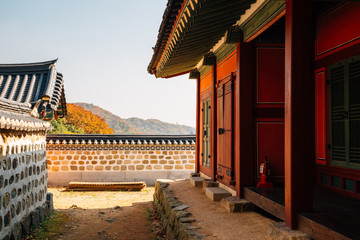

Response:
(330, 64), (346, 162)
(202, 98), (211, 168)
(349, 59), (360, 164)
(329, 55), (360, 169)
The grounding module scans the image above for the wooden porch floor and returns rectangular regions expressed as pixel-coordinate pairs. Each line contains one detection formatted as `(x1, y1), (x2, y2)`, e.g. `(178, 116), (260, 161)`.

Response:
(244, 187), (360, 240)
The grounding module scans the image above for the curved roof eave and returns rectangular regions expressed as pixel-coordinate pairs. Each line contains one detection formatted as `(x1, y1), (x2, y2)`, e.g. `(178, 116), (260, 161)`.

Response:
(148, 0), (256, 78)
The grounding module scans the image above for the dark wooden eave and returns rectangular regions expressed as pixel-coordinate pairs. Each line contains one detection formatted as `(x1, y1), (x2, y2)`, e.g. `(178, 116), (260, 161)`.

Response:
(148, 0), (255, 78)
(148, 0), (183, 76)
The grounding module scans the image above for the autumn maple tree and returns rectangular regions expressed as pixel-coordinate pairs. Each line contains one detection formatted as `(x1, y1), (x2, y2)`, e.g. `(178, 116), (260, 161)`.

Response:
(49, 103), (114, 134)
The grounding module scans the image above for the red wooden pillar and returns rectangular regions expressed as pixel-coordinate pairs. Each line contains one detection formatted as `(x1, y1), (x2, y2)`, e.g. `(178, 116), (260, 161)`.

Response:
(284, 0), (314, 229)
(211, 57), (217, 181)
(195, 71), (201, 173)
(235, 33), (254, 197)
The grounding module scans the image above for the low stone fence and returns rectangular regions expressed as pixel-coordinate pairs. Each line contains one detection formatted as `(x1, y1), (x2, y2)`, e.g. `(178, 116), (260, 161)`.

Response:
(154, 180), (201, 240)
(46, 134), (196, 186)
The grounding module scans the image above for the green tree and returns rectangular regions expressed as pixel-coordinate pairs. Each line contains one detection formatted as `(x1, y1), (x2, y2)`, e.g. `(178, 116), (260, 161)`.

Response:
(48, 118), (84, 134)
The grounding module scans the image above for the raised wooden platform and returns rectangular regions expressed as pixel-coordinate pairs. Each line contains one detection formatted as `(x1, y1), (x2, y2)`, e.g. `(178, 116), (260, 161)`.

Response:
(244, 187), (359, 240)
(66, 181), (146, 191)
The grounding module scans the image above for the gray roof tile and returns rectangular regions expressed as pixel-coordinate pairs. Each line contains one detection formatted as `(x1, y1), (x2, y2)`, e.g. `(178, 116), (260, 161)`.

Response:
(0, 59), (66, 112)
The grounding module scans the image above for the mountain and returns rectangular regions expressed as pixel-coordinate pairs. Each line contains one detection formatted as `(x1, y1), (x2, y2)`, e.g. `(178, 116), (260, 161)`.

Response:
(73, 102), (195, 135)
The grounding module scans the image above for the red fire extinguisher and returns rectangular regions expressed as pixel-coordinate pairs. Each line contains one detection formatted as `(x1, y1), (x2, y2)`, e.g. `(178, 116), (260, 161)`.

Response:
(256, 157), (274, 188)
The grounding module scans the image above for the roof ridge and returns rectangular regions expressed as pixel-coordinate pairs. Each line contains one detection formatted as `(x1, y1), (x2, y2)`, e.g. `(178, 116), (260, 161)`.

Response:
(0, 59), (58, 67)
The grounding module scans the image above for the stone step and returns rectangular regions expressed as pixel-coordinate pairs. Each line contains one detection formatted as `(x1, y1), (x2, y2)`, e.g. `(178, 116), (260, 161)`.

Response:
(205, 187), (232, 201)
(202, 179), (219, 190)
(220, 196), (254, 212)
(190, 177), (204, 187)
(266, 222), (310, 240)
(190, 172), (200, 178)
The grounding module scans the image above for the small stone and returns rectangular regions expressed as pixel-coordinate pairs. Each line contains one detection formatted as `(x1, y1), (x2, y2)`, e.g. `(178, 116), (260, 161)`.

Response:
(105, 218), (115, 223)
(114, 206), (121, 210)
(180, 218), (196, 223)
(99, 211), (105, 214)
(187, 225), (201, 230)
(173, 204), (189, 211)
(176, 210), (191, 219)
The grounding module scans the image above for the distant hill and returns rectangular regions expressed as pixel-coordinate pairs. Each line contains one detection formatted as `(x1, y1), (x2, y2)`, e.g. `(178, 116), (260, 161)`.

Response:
(73, 102), (195, 135)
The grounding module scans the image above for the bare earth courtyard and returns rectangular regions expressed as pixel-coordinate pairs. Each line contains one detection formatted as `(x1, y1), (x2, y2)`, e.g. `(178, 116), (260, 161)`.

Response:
(48, 187), (157, 240)
(39, 181), (275, 240)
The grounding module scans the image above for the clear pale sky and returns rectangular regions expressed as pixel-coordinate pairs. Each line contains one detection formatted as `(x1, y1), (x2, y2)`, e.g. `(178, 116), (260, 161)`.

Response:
(0, 0), (196, 127)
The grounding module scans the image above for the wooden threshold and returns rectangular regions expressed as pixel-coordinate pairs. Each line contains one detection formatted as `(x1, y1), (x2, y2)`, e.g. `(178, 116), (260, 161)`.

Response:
(244, 187), (285, 220)
(244, 187), (357, 240)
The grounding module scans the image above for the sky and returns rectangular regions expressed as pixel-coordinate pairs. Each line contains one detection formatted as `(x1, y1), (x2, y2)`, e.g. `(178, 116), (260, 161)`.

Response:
(0, 0), (196, 127)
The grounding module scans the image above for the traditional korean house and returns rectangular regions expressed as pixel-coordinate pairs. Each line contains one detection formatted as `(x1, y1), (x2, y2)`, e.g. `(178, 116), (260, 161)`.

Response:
(0, 59), (66, 238)
(148, 0), (360, 239)
(0, 59), (67, 121)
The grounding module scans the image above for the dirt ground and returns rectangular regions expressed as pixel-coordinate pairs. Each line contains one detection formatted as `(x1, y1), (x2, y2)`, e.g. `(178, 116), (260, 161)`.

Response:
(49, 187), (158, 240)
(168, 180), (275, 240)
(47, 181), (274, 240)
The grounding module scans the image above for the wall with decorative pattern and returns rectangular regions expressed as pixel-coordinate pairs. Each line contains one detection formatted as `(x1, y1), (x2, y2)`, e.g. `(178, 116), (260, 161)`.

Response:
(0, 131), (51, 239)
(46, 135), (196, 186)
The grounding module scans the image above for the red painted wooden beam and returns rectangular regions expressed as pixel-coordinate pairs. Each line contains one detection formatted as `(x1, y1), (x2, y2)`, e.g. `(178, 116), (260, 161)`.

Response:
(284, 0), (315, 229)
(211, 56), (217, 181)
(195, 72), (201, 173)
(235, 32), (254, 197)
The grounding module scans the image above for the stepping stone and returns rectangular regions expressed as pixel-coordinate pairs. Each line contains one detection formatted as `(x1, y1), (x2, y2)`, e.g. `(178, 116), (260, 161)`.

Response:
(220, 196), (254, 212)
(190, 172), (200, 178)
(173, 204), (189, 211)
(205, 187), (231, 201)
(190, 177), (204, 187)
(266, 222), (310, 240)
(202, 179), (219, 190)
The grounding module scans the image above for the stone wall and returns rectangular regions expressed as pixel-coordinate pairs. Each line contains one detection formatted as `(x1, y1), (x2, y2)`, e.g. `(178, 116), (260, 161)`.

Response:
(46, 135), (196, 185)
(154, 180), (202, 240)
(0, 132), (51, 239)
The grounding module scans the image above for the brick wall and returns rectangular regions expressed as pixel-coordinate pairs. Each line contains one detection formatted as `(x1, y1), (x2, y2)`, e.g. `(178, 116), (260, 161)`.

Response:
(46, 135), (196, 185)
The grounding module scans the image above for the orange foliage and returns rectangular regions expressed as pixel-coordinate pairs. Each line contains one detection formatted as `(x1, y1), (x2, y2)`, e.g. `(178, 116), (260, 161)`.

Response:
(67, 104), (114, 134)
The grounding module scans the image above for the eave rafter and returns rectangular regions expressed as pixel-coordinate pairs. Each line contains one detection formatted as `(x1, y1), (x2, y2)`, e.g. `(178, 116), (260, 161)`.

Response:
(148, 0), (256, 78)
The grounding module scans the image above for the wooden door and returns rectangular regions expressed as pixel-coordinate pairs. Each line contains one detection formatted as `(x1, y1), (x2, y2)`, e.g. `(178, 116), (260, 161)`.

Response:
(216, 75), (234, 185)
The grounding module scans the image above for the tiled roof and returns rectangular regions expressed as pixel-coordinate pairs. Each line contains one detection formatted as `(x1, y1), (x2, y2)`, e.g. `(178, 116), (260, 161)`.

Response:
(0, 59), (66, 113)
(0, 109), (51, 131)
(0, 98), (51, 131)
(46, 134), (196, 145)
(148, 0), (255, 78)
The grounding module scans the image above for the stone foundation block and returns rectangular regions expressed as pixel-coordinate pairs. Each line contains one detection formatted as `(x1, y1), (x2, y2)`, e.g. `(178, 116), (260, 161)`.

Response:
(266, 222), (310, 240)
(220, 196), (254, 212)
(46, 192), (54, 211)
(37, 206), (45, 222)
(30, 210), (39, 227)
(2, 234), (10, 240)
(205, 187), (231, 201)
(190, 177), (204, 187)
(11, 222), (22, 240)
(21, 215), (31, 236)
(202, 179), (219, 190)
